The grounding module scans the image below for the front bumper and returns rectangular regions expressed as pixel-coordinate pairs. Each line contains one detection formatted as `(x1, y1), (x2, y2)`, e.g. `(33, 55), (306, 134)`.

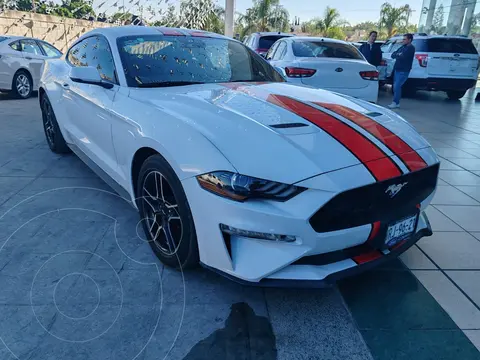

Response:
(183, 160), (439, 285)
(201, 212), (432, 288)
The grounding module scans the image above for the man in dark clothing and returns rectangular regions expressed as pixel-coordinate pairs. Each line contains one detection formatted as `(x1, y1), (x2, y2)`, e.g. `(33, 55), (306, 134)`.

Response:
(389, 33), (416, 109)
(359, 31), (382, 67)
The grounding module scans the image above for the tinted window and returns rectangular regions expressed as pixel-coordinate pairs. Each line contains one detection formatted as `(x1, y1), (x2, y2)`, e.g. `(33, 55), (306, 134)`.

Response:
(426, 38), (478, 54)
(39, 41), (62, 57)
(67, 36), (117, 83)
(9, 41), (21, 51)
(117, 35), (285, 87)
(259, 36), (288, 50)
(292, 41), (363, 59)
(20, 39), (43, 55)
(273, 41), (287, 60)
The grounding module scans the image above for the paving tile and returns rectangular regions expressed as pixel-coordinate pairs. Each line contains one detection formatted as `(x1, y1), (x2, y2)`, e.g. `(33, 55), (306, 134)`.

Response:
(40, 155), (97, 178)
(361, 329), (480, 360)
(440, 139), (480, 149)
(339, 265), (457, 330)
(399, 245), (437, 270)
(266, 288), (372, 360)
(435, 205), (480, 232)
(17, 176), (110, 196)
(413, 270), (480, 330)
(424, 206), (463, 232)
(438, 170), (480, 186)
(13, 304), (160, 360)
(0, 147), (61, 177)
(0, 176), (34, 206)
(440, 159), (464, 170)
(464, 330), (480, 352)
(456, 186), (480, 202)
(161, 267), (267, 314)
(435, 148), (478, 159)
(464, 148), (480, 158)
(447, 271), (480, 308)
(431, 185), (479, 205)
(472, 233), (480, 241)
(418, 232), (480, 269)
(447, 158), (480, 171)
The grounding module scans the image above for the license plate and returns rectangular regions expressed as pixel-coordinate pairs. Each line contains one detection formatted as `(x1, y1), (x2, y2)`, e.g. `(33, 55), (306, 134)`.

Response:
(385, 215), (417, 247)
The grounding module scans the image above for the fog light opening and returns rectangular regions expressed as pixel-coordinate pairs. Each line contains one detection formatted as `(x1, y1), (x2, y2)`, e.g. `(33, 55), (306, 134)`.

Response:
(220, 224), (296, 243)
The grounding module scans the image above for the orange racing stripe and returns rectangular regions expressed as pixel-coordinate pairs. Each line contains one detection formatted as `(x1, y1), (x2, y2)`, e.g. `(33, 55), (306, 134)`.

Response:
(266, 95), (402, 182)
(314, 103), (428, 172)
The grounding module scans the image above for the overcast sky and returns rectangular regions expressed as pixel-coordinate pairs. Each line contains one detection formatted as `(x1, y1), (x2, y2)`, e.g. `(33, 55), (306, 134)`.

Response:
(233, 0), (425, 25)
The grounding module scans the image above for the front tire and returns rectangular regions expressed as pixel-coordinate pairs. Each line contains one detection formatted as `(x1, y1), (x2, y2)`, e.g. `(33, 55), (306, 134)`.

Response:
(136, 154), (199, 269)
(12, 70), (32, 99)
(41, 95), (71, 154)
(447, 90), (467, 100)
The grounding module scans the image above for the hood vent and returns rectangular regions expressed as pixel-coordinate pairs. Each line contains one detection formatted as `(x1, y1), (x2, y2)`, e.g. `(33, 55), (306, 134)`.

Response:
(270, 123), (309, 129)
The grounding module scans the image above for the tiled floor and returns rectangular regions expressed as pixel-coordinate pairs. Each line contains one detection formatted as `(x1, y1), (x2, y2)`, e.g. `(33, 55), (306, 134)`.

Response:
(388, 87), (480, 352)
(2, 88), (480, 359)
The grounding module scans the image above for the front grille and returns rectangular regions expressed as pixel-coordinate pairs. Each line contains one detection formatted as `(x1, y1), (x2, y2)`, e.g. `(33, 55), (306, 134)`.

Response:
(309, 163), (439, 233)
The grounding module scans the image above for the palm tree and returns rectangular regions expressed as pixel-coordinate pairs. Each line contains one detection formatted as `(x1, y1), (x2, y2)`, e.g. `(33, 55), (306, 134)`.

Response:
(322, 7), (341, 32)
(380, 2), (411, 37)
(236, 0), (290, 36)
(179, 0), (215, 30)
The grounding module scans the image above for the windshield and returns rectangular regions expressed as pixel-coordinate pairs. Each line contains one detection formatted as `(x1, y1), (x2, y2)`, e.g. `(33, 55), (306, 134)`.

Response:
(292, 40), (363, 59)
(117, 35), (285, 87)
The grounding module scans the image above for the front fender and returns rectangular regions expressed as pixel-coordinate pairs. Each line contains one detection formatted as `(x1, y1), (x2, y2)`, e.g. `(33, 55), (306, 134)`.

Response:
(111, 92), (237, 200)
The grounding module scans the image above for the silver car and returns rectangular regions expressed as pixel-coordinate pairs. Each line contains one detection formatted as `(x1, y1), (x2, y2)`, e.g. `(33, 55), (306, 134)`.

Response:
(0, 35), (62, 99)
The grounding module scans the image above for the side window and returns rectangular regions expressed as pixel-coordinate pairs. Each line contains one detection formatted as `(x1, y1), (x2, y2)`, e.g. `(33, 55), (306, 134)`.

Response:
(273, 41), (287, 60)
(67, 36), (117, 84)
(39, 41), (62, 57)
(20, 39), (43, 56)
(381, 41), (392, 53)
(265, 41), (279, 60)
(9, 41), (22, 52)
(390, 41), (403, 53)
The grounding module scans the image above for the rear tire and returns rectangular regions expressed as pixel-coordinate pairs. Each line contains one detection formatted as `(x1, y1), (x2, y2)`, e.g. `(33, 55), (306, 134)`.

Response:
(136, 154), (199, 270)
(40, 95), (71, 154)
(446, 90), (467, 100)
(12, 70), (32, 99)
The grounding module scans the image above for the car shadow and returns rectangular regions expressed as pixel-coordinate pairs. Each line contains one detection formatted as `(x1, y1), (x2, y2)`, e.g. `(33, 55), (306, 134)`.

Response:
(0, 91), (38, 101)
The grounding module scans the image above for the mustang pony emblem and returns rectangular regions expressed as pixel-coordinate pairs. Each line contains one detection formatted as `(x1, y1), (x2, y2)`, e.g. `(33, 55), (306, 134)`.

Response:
(385, 182), (408, 198)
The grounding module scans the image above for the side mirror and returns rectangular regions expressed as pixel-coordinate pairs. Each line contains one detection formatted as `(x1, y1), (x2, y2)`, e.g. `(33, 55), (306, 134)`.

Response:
(69, 66), (114, 89)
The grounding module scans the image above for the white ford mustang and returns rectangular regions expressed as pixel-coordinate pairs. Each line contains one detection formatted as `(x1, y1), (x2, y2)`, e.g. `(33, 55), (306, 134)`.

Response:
(39, 26), (440, 286)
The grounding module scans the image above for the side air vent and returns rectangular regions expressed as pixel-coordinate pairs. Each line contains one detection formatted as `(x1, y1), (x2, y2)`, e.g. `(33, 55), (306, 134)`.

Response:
(270, 123), (309, 129)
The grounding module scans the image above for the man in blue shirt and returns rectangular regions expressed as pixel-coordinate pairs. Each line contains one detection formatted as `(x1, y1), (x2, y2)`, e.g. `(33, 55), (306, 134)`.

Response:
(389, 33), (415, 109)
(359, 31), (382, 67)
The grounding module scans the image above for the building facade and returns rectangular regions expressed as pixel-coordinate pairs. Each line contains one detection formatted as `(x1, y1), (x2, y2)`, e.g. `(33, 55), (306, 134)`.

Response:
(419, 0), (478, 36)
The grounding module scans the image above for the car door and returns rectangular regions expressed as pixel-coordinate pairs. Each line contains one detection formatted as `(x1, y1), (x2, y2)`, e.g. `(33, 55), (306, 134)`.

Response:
(269, 41), (288, 68)
(385, 40), (402, 79)
(0, 40), (28, 90)
(62, 35), (119, 181)
(19, 39), (46, 90)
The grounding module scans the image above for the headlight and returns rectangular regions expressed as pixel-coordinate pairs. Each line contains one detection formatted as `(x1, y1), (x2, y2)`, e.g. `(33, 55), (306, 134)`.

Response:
(196, 171), (306, 201)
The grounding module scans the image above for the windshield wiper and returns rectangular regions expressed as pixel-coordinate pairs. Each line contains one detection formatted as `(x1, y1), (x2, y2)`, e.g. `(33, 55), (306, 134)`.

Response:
(137, 81), (205, 88)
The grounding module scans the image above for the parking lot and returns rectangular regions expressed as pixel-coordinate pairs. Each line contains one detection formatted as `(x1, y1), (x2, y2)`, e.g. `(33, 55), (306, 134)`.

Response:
(1, 88), (480, 360)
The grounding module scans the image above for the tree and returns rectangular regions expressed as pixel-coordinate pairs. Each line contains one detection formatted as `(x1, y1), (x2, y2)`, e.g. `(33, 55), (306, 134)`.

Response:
(320, 7), (341, 33)
(179, 0), (216, 30)
(236, 0), (290, 37)
(153, 4), (179, 27)
(379, 2), (411, 37)
(325, 26), (345, 40)
(431, 4), (445, 34)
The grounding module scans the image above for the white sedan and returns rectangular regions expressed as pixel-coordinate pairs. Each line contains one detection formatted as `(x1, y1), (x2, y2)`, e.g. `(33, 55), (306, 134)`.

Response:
(266, 37), (379, 103)
(0, 35), (62, 98)
(39, 26), (440, 286)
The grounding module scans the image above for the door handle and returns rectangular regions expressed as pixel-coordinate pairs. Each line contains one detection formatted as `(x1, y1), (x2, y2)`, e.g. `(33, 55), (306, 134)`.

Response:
(62, 83), (70, 89)
(25, 56), (32, 60)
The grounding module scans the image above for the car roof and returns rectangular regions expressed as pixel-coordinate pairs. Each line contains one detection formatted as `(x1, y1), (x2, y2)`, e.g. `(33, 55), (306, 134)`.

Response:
(252, 32), (294, 37)
(76, 26), (231, 45)
(285, 36), (350, 45)
(389, 34), (473, 40)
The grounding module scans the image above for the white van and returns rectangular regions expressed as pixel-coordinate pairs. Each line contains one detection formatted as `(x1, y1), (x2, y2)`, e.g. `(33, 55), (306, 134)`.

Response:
(379, 34), (479, 99)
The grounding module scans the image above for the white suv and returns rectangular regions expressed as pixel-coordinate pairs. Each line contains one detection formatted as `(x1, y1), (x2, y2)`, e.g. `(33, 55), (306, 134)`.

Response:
(380, 34), (479, 100)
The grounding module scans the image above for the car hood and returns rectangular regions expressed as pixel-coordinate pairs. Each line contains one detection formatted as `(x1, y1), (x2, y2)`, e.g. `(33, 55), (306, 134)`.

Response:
(128, 82), (431, 184)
